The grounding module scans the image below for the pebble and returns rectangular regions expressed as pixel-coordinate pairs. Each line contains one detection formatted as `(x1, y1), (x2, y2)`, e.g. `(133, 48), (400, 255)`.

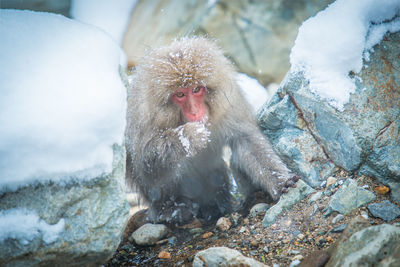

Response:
(331, 224), (347, 233)
(293, 255), (304, 261)
(168, 236), (177, 245)
(263, 246), (269, 253)
(250, 240), (259, 247)
(202, 232), (213, 239)
(189, 228), (204, 234)
(313, 203), (319, 215)
(361, 211), (369, 220)
(131, 223), (169, 246)
(297, 233), (305, 241)
(367, 200), (400, 222)
(158, 251), (171, 259)
(320, 181), (327, 188)
(216, 217), (232, 232)
(374, 185), (390, 194)
(249, 203), (270, 217)
(332, 214), (344, 224)
(326, 177), (337, 188)
(289, 259), (301, 267)
(288, 250), (301, 255)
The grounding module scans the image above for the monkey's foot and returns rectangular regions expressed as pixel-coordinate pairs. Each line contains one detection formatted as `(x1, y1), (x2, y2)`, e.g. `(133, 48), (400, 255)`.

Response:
(280, 175), (301, 194)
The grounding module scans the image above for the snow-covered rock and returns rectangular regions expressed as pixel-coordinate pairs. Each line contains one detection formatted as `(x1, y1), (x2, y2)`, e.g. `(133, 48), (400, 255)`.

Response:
(0, 10), (129, 266)
(258, 0), (400, 189)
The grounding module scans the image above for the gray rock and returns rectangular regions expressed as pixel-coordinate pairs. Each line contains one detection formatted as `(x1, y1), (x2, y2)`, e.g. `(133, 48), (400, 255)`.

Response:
(326, 179), (376, 215)
(1, 0), (70, 16)
(193, 247), (267, 267)
(131, 223), (169, 246)
(249, 203), (270, 217)
(262, 179), (314, 226)
(258, 30), (400, 186)
(367, 200), (400, 222)
(332, 214), (344, 224)
(326, 224), (400, 267)
(0, 145), (130, 267)
(123, 0), (332, 86)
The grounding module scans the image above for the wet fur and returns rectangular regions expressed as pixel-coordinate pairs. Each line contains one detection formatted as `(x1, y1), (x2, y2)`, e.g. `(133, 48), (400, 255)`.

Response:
(125, 37), (293, 223)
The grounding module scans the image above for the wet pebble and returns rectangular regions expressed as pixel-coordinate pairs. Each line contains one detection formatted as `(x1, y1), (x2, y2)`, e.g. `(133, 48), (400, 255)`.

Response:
(332, 214), (344, 224)
(331, 224), (347, 233)
(216, 217), (232, 232)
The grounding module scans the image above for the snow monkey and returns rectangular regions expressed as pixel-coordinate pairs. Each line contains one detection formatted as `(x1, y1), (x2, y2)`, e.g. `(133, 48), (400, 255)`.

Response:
(125, 37), (299, 224)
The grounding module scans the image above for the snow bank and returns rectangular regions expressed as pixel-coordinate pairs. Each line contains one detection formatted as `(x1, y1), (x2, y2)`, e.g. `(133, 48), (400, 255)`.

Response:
(0, 10), (126, 191)
(70, 0), (137, 44)
(290, 0), (400, 110)
(236, 73), (270, 113)
(0, 209), (65, 245)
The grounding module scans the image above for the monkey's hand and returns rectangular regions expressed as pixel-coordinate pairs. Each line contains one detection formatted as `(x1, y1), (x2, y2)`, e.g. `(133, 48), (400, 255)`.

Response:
(175, 122), (211, 157)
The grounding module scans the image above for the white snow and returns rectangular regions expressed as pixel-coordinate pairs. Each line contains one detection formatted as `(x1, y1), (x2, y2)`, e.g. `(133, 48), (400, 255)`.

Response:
(176, 126), (191, 155)
(290, 0), (400, 110)
(0, 10), (126, 191)
(70, 0), (137, 45)
(0, 209), (65, 245)
(236, 73), (270, 113)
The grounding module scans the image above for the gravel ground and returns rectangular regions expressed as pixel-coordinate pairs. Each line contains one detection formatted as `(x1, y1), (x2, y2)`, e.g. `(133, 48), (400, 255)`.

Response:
(105, 171), (399, 267)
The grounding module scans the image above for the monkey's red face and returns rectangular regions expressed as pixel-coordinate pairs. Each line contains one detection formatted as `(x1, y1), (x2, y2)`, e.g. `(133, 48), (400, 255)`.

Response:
(172, 85), (208, 123)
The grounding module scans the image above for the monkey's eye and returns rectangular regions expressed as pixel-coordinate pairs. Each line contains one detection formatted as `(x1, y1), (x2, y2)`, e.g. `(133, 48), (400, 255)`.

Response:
(176, 92), (185, 98)
(192, 86), (203, 94)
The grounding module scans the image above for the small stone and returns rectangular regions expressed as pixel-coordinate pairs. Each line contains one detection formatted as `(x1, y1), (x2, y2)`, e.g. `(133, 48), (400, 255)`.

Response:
(374, 185), (390, 195)
(320, 181), (327, 188)
(313, 203), (319, 215)
(293, 255), (304, 261)
(202, 232), (213, 239)
(367, 200), (400, 222)
(131, 223), (169, 246)
(297, 233), (305, 240)
(250, 240), (259, 247)
(331, 224), (347, 233)
(250, 203), (270, 217)
(326, 236), (333, 242)
(216, 217), (232, 232)
(168, 236), (177, 245)
(361, 211), (369, 220)
(189, 228), (204, 234)
(243, 218), (249, 224)
(288, 250), (301, 255)
(326, 177), (337, 188)
(332, 214), (344, 224)
(263, 246), (269, 253)
(318, 230), (326, 235)
(158, 250), (171, 259)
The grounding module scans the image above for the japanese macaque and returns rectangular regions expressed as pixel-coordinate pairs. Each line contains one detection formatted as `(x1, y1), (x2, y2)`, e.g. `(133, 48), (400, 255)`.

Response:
(125, 37), (298, 224)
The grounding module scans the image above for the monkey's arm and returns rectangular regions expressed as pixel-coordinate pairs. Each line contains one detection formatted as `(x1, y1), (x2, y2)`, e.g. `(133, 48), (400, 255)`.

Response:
(230, 125), (297, 201)
(141, 122), (210, 176)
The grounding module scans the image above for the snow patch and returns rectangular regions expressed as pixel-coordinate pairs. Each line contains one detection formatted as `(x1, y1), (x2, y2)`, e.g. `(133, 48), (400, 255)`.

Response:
(0, 209), (65, 245)
(290, 0), (400, 110)
(0, 10), (126, 191)
(70, 0), (137, 45)
(236, 73), (269, 113)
